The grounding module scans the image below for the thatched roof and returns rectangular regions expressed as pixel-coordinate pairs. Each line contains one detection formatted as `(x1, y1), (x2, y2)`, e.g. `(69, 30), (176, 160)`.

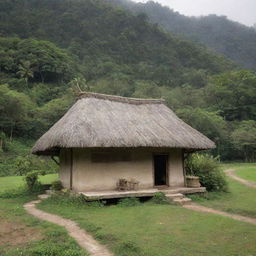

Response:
(32, 92), (215, 155)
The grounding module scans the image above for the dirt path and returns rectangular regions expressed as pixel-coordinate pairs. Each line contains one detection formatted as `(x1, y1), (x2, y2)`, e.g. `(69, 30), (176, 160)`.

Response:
(183, 168), (256, 225)
(183, 203), (256, 225)
(24, 195), (114, 256)
(225, 168), (256, 188)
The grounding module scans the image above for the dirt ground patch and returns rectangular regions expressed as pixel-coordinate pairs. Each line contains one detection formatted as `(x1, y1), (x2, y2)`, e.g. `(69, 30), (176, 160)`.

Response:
(0, 217), (43, 247)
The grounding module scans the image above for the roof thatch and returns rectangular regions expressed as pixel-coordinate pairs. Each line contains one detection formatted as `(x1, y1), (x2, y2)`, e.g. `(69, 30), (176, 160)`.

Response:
(32, 92), (215, 155)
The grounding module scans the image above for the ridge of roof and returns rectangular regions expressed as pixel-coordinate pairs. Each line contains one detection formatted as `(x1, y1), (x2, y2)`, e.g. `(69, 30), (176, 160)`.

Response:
(78, 92), (165, 105)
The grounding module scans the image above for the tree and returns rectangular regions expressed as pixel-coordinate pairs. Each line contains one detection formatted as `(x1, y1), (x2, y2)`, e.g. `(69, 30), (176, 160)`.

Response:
(16, 60), (34, 85)
(176, 107), (228, 157)
(205, 70), (256, 121)
(0, 84), (34, 139)
(231, 120), (256, 162)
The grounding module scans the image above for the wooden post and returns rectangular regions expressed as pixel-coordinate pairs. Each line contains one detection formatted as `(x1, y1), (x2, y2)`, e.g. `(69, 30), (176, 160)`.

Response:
(70, 149), (73, 190)
(182, 149), (187, 187)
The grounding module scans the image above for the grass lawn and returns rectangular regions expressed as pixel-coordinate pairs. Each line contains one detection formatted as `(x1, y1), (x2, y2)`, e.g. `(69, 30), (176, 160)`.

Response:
(0, 195), (88, 256)
(189, 163), (256, 218)
(235, 166), (256, 183)
(38, 197), (256, 256)
(0, 174), (58, 193)
(1, 163), (256, 256)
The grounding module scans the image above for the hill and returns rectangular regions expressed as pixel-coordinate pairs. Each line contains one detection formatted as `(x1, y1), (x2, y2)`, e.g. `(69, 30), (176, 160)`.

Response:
(108, 0), (256, 70)
(0, 0), (234, 87)
(0, 0), (255, 169)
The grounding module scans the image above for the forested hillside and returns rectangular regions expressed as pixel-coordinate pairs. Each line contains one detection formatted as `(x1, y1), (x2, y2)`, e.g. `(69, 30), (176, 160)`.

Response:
(0, 0), (255, 177)
(109, 0), (256, 70)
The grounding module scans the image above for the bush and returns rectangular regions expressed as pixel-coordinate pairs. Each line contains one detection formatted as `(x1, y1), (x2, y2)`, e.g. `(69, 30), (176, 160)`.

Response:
(25, 170), (45, 191)
(185, 153), (228, 192)
(151, 192), (170, 204)
(51, 180), (63, 191)
(118, 197), (140, 207)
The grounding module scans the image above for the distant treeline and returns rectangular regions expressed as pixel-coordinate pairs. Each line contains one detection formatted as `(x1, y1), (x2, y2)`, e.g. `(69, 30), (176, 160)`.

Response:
(0, 0), (255, 162)
(108, 0), (256, 70)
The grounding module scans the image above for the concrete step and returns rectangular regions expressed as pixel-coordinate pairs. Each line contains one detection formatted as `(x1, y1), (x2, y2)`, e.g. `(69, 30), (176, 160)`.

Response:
(165, 193), (184, 199)
(173, 197), (192, 206)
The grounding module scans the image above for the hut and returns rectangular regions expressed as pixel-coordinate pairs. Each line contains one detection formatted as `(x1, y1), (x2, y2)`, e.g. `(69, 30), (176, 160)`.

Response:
(32, 92), (215, 198)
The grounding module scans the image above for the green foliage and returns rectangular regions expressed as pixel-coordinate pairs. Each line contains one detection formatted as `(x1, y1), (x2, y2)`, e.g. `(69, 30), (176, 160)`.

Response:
(25, 170), (45, 191)
(118, 197), (140, 207)
(47, 191), (105, 207)
(0, 83), (35, 137)
(0, 186), (31, 198)
(151, 192), (170, 204)
(0, 37), (77, 84)
(186, 154), (228, 192)
(0, 132), (8, 152)
(206, 71), (256, 121)
(0, 138), (58, 177)
(231, 120), (256, 162)
(0, 0), (233, 87)
(14, 156), (32, 176)
(0, 0), (254, 164)
(51, 180), (63, 191)
(112, 0), (256, 70)
(177, 107), (227, 141)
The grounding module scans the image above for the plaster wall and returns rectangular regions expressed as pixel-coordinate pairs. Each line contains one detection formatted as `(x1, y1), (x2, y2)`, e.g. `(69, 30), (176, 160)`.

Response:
(59, 148), (185, 191)
(59, 149), (71, 189)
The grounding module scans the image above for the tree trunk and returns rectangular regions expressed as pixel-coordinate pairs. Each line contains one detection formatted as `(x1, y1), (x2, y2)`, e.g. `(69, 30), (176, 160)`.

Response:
(10, 126), (13, 142)
(40, 71), (45, 83)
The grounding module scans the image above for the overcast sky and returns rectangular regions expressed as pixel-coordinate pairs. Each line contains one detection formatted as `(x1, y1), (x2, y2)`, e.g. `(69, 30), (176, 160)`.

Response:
(133, 0), (256, 27)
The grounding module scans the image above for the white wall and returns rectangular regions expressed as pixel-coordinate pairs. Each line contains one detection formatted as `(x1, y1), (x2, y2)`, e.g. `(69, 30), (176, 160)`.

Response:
(60, 148), (185, 191)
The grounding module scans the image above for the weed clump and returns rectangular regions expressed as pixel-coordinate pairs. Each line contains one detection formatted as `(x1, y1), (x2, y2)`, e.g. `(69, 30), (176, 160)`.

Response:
(45, 191), (105, 207)
(116, 241), (144, 256)
(51, 180), (63, 191)
(151, 192), (170, 204)
(117, 197), (140, 207)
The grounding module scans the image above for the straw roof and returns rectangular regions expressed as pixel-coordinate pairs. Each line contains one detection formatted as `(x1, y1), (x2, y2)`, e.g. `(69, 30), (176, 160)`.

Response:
(32, 92), (215, 155)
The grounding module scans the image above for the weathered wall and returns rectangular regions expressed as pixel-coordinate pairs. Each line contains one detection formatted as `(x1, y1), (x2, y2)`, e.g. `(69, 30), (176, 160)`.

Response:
(168, 149), (185, 187)
(59, 148), (185, 191)
(72, 148), (153, 191)
(59, 149), (71, 189)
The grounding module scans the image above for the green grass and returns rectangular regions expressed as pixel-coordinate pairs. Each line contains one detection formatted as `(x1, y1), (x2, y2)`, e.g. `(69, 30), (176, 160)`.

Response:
(1, 163), (256, 256)
(235, 166), (256, 183)
(0, 196), (88, 256)
(0, 174), (58, 193)
(189, 163), (256, 218)
(38, 197), (256, 256)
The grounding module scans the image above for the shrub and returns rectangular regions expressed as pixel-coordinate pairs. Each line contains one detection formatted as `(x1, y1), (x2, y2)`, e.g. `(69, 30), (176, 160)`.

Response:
(151, 192), (170, 204)
(118, 197), (140, 207)
(185, 153), (228, 192)
(25, 170), (45, 191)
(15, 155), (32, 176)
(51, 180), (63, 191)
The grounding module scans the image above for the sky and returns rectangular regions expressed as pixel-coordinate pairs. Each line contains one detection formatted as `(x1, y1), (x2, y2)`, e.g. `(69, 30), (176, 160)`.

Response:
(133, 0), (256, 27)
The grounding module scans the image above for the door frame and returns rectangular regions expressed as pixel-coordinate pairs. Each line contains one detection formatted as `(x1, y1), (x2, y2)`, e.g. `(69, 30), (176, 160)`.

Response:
(152, 153), (169, 187)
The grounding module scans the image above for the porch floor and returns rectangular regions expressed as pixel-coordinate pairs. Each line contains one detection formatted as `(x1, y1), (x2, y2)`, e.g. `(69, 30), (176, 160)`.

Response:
(79, 187), (206, 200)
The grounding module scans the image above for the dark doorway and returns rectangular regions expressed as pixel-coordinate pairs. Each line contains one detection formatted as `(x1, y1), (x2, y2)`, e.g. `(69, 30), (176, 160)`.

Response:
(154, 154), (168, 186)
